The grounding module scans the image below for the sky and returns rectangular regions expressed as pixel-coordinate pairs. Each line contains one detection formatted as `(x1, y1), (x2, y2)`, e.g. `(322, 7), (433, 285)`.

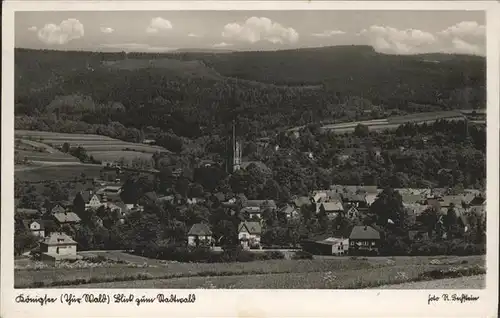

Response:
(15, 11), (486, 55)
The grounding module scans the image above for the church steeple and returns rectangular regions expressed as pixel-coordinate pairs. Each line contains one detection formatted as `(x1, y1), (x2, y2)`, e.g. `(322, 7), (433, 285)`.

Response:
(226, 89), (242, 174)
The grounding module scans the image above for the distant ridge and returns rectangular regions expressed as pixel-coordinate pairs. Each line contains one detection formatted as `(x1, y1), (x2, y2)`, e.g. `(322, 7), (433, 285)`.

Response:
(14, 45), (484, 58)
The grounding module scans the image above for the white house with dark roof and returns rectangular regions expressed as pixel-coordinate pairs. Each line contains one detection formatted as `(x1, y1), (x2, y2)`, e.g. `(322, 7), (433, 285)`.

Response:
(187, 223), (213, 247)
(23, 219), (45, 238)
(238, 222), (262, 249)
(39, 232), (81, 262)
(74, 190), (102, 210)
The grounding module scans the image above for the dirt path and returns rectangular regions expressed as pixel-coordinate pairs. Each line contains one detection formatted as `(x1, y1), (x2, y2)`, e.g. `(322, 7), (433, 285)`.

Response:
(373, 275), (485, 289)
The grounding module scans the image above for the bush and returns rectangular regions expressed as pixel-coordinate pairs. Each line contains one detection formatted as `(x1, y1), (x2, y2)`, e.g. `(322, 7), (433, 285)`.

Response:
(409, 241), (486, 256)
(292, 251), (313, 260)
(254, 251), (285, 261)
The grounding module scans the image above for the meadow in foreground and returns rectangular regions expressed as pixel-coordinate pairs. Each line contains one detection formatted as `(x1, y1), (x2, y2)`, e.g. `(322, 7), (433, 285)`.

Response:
(15, 254), (485, 289)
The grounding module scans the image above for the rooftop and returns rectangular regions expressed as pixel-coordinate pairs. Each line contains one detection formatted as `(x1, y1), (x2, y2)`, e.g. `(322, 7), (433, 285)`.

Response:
(239, 221), (262, 234)
(349, 226), (380, 240)
(42, 232), (77, 246)
(188, 223), (212, 236)
(53, 212), (81, 224)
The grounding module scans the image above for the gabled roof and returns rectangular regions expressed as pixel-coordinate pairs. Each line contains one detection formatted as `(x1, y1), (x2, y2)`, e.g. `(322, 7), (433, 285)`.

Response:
(42, 232), (77, 246)
(401, 194), (423, 205)
(365, 193), (378, 205)
(293, 196), (312, 207)
(280, 204), (297, 215)
(78, 190), (93, 203)
(51, 204), (66, 213)
(23, 219), (45, 230)
(213, 192), (226, 202)
(349, 226), (380, 240)
(440, 195), (465, 207)
(188, 223), (212, 236)
(53, 212), (81, 224)
(238, 221), (262, 234)
(321, 201), (344, 212)
(363, 186), (379, 194)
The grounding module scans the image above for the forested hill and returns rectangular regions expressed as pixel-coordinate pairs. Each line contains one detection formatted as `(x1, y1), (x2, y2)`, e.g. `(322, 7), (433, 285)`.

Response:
(15, 46), (485, 139)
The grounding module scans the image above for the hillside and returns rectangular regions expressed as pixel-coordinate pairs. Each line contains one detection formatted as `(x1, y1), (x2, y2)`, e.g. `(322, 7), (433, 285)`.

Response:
(15, 46), (485, 139)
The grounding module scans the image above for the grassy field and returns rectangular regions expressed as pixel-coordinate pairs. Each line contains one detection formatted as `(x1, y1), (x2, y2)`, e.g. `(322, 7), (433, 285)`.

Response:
(15, 254), (485, 289)
(16, 138), (80, 163)
(15, 164), (103, 182)
(15, 130), (169, 154)
(317, 111), (466, 134)
(76, 264), (485, 289)
(16, 149), (80, 163)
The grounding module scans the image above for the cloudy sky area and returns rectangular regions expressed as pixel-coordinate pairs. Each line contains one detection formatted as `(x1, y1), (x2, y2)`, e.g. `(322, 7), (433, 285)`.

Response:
(16, 11), (485, 55)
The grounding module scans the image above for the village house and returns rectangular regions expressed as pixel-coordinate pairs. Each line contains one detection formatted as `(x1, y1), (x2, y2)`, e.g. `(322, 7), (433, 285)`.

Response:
(39, 232), (81, 263)
(346, 206), (359, 220)
(50, 204), (66, 214)
(73, 190), (102, 211)
(241, 200), (277, 219)
(365, 193), (378, 206)
(52, 211), (81, 225)
(293, 196), (312, 209)
(125, 203), (144, 213)
(23, 219), (45, 238)
(469, 194), (486, 206)
(102, 201), (126, 217)
(318, 201), (344, 219)
(238, 221), (262, 250)
(301, 234), (349, 256)
(187, 197), (206, 205)
(341, 193), (367, 208)
(279, 204), (300, 219)
(401, 193), (424, 205)
(187, 223), (213, 247)
(96, 185), (122, 201)
(349, 226), (381, 255)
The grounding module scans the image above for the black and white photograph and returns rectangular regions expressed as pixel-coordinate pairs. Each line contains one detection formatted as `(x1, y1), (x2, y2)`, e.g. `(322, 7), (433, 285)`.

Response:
(1, 1), (499, 317)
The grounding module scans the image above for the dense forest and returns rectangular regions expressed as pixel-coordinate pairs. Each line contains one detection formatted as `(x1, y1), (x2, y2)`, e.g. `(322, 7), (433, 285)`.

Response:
(15, 46), (485, 140)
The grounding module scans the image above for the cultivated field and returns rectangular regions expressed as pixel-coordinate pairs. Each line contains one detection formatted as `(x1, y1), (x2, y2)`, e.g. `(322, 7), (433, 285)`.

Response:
(15, 138), (79, 164)
(15, 164), (103, 182)
(319, 111), (466, 134)
(288, 110), (476, 134)
(15, 130), (170, 154)
(15, 254), (485, 289)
